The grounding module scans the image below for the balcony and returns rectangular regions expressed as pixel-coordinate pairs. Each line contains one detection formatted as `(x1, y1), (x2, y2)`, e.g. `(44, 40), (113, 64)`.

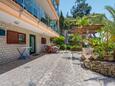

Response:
(41, 17), (60, 33)
(14, 0), (45, 19)
(13, 0), (59, 33)
(51, 0), (59, 15)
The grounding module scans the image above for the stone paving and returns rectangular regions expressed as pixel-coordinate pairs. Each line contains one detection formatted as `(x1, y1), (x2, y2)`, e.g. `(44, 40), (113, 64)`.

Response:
(0, 52), (115, 86)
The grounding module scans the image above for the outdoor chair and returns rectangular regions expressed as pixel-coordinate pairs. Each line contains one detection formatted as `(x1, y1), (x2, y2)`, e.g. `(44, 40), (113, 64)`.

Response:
(51, 46), (59, 53)
(42, 45), (48, 53)
(43, 45), (59, 53)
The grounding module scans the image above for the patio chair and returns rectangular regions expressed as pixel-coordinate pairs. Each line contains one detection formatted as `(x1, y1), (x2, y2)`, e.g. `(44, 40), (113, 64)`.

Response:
(52, 46), (59, 53)
(42, 45), (48, 53)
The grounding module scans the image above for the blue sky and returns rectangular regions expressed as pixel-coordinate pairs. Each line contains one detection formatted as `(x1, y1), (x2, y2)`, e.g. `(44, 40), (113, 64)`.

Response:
(60, 0), (115, 19)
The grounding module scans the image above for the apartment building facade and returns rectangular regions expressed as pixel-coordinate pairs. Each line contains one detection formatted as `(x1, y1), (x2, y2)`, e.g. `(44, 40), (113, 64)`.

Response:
(0, 0), (60, 64)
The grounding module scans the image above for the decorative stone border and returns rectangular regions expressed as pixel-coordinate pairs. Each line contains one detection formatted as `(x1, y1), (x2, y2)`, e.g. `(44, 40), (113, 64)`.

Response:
(84, 60), (115, 77)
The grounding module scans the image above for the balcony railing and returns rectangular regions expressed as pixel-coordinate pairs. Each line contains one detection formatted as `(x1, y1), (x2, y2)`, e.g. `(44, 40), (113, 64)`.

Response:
(51, 0), (59, 15)
(14, 0), (45, 19)
(12, 0), (59, 33)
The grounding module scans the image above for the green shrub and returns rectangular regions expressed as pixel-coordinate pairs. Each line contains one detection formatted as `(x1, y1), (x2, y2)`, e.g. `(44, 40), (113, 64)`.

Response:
(59, 44), (66, 50)
(52, 36), (65, 45)
(70, 45), (82, 51)
(66, 45), (72, 50)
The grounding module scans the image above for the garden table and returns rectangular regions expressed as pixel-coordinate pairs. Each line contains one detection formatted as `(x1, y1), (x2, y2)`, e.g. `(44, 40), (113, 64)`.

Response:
(17, 47), (31, 59)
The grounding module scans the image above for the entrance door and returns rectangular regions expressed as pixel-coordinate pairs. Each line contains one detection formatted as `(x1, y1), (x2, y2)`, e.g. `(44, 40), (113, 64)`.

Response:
(30, 35), (36, 54)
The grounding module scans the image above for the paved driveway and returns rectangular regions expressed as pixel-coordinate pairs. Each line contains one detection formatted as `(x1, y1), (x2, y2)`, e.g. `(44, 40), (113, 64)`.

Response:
(0, 52), (115, 86)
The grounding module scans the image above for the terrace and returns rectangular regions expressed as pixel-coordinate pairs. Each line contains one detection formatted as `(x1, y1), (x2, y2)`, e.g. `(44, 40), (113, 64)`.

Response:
(0, 52), (114, 86)
(0, 0), (115, 86)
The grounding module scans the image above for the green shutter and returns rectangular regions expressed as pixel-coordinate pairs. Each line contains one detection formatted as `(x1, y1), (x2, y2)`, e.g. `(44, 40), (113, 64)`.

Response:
(0, 27), (5, 36)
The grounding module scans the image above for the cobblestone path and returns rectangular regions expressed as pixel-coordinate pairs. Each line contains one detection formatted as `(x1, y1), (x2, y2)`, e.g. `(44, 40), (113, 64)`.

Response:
(0, 52), (115, 86)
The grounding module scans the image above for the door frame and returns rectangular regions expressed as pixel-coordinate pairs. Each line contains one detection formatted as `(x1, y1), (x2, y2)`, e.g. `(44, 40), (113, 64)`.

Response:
(29, 34), (36, 54)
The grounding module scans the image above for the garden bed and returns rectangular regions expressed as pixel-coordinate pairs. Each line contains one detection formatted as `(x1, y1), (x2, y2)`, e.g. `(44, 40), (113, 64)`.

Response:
(84, 60), (115, 77)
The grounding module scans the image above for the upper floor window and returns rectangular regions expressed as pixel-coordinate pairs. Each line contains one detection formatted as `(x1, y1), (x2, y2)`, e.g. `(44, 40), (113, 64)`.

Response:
(33, 8), (37, 18)
(15, 0), (24, 7)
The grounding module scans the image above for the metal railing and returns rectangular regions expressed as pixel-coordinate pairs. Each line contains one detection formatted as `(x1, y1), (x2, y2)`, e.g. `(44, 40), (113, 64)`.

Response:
(51, 0), (59, 15)
(12, 0), (59, 33)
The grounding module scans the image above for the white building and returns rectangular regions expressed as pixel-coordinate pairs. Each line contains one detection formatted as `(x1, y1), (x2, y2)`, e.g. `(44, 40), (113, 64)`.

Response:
(0, 0), (60, 64)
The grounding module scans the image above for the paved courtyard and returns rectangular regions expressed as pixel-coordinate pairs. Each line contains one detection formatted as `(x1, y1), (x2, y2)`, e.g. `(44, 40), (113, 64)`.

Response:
(0, 52), (115, 86)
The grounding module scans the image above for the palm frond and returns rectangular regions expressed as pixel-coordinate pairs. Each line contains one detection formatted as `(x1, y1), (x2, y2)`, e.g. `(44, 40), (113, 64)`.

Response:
(105, 6), (115, 21)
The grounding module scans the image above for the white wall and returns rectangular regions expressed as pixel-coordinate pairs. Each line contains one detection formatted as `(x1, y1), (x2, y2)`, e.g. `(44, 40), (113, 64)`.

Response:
(0, 21), (51, 64)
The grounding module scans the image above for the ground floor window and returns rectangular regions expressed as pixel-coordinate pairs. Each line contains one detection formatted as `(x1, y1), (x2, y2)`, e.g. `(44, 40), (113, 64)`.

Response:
(41, 37), (47, 44)
(0, 27), (5, 36)
(18, 33), (26, 44)
(7, 30), (26, 44)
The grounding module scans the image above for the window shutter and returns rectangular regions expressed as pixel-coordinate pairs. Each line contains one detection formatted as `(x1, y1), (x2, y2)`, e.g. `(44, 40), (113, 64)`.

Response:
(0, 28), (5, 36)
(41, 37), (47, 44)
(7, 30), (18, 44)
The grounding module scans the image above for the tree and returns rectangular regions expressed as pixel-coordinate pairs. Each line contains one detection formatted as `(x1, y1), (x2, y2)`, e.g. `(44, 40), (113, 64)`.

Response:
(76, 16), (89, 27)
(105, 5), (115, 39)
(105, 6), (115, 57)
(66, 11), (69, 18)
(71, 0), (92, 18)
(59, 11), (65, 35)
(87, 13), (106, 25)
(63, 17), (78, 31)
(105, 6), (115, 21)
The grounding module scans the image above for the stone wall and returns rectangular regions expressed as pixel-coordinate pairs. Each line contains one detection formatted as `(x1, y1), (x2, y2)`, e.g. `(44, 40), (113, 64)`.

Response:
(0, 21), (50, 64)
(84, 61), (115, 77)
(0, 34), (27, 64)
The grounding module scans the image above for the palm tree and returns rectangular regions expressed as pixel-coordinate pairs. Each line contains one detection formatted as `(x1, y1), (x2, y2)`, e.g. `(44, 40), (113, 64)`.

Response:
(105, 6), (115, 21)
(105, 5), (115, 36)
(105, 6), (115, 56)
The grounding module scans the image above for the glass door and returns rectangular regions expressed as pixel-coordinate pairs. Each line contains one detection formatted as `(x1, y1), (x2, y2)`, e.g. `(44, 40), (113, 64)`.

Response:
(30, 35), (36, 54)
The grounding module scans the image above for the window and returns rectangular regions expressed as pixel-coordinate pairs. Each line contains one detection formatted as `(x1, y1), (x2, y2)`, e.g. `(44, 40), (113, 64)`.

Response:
(16, 0), (23, 3)
(0, 27), (5, 36)
(7, 30), (26, 44)
(41, 37), (46, 44)
(18, 33), (26, 44)
(15, 0), (24, 7)
(33, 8), (38, 18)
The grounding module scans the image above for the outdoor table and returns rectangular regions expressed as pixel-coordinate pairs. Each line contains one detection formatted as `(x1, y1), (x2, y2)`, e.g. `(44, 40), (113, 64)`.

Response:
(17, 47), (32, 59)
